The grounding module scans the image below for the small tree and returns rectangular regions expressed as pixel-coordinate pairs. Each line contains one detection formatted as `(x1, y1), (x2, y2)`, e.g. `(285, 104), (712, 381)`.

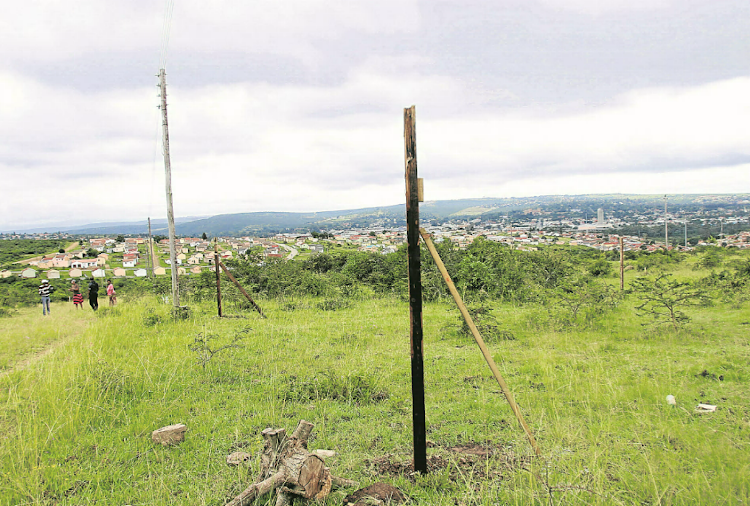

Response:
(632, 274), (706, 330)
(202, 232), (208, 240)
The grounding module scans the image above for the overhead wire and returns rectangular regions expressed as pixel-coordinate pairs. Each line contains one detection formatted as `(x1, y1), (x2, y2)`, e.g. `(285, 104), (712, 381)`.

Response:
(150, 0), (175, 220)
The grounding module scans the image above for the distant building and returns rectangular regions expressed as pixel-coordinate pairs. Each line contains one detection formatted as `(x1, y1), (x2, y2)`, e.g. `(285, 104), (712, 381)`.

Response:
(21, 268), (37, 278)
(92, 269), (106, 278)
(47, 270), (60, 279)
(598, 208), (604, 223)
(113, 268), (127, 277)
(69, 268), (83, 278)
(134, 269), (148, 277)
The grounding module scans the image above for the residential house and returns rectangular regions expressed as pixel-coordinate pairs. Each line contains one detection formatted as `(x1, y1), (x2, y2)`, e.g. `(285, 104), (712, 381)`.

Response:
(190, 265), (202, 274)
(134, 269), (148, 277)
(21, 268), (37, 278)
(187, 256), (201, 265)
(123, 258), (137, 268)
(177, 267), (187, 275)
(37, 257), (54, 269)
(71, 259), (99, 269)
(113, 268), (126, 277)
(1, 270), (12, 278)
(154, 267), (166, 276)
(52, 254), (70, 268)
(92, 269), (106, 278)
(69, 268), (83, 278)
(46, 269), (60, 279)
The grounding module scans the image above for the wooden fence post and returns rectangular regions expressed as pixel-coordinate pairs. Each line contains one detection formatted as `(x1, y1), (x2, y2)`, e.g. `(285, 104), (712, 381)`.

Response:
(619, 237), (624, 291)
(404, 105), (427, 473)
(215, 240), (223, 317)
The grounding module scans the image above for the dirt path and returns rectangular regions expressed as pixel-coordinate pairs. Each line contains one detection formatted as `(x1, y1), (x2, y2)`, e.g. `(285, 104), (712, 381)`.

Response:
(0, 304), (94, 379)
(14, 241), (79, 266)
(0, 334), (76, 379)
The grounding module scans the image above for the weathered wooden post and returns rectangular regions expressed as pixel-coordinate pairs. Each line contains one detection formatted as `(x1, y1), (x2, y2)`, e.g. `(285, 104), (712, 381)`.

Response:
(404, 105), (427, 473)
(619, 236), (624, 291)
(215, 239), (223, 317)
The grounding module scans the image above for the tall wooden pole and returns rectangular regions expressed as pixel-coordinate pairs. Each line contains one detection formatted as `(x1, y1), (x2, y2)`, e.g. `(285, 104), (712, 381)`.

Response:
(404, 105), (426, 474)
(619, 236), (624, 291)
(214, 239), (223, 317)
(159, 68), (180, 307)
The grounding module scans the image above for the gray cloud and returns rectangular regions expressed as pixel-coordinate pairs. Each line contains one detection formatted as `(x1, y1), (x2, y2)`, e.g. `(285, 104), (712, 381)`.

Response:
(1, 0), (748, 228)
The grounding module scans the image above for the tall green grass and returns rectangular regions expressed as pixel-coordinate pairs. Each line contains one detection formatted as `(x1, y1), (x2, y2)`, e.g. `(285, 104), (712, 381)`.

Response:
(0, 289), (748, 505)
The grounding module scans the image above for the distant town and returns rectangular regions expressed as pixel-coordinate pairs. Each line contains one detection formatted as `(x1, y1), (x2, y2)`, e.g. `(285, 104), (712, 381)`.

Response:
(2, 199), (749, 280)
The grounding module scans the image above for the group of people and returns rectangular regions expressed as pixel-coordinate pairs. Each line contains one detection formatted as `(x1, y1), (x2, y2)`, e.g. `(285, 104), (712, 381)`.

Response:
(38, 278), (117, 315)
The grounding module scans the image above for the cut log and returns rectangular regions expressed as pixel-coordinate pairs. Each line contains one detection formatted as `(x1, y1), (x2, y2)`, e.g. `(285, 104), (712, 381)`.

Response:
(151, 423), (187, 446)
(225, 420), (357, 506)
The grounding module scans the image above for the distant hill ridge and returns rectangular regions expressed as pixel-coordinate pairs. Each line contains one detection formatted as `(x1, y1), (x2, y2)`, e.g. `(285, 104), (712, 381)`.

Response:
(12, 194), (750, 236)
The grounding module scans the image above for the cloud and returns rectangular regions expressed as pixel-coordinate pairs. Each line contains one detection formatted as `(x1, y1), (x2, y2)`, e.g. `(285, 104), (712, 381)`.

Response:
(1, 60), (748, 228)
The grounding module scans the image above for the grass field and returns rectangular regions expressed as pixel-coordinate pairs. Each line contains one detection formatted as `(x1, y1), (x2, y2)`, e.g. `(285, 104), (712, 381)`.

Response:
(0, 284), (749, 505)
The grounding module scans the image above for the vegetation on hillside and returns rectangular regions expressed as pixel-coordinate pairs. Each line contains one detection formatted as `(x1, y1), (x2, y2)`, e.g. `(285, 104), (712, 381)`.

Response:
(0, 239), (69, 269)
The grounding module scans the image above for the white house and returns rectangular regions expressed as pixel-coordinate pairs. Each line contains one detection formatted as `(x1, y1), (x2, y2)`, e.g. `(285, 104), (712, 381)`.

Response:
(71, 259), (99, 269)
(47, 269), (61, 279)
(92, 269), (106, 278)
(123, 259), (137, 268)
(21, 268), (37, 278)
(134, 269), (148, 277)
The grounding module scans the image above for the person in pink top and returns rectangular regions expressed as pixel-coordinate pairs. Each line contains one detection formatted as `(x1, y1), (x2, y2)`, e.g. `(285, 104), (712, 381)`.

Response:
(106, 279), (117, 306)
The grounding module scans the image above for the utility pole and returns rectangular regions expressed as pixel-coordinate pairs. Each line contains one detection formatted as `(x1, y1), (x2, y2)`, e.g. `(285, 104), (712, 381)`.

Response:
(159, 68), (179, 307)
(404, 105), (426, 474)
(664, 195), (669, 251)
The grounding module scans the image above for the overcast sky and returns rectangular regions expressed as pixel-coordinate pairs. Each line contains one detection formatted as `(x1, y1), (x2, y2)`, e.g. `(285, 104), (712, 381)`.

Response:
(1, 0), (748, 230)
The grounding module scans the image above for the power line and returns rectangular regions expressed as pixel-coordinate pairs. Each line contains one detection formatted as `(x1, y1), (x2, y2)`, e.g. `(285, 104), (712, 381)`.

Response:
(159, 0), (176, 69)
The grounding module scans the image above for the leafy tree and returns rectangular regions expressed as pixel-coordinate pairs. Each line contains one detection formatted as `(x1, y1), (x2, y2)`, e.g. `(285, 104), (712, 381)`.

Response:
(202, 232), (208, 240)
(58, 249), (65, 254)
(551, 278), (620, 326)
(587, 257), (612, 277)
(85, 248), (98, 258)
(632, 274), (707, 330)
(116, 235), (125, 243)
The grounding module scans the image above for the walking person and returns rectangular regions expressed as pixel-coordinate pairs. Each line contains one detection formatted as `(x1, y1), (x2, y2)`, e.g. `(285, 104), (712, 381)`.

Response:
(106, 279), (117, 306)
(87, 278), (99, 311)
(39, 279), (53, 316)
(70, 279), (83, 309)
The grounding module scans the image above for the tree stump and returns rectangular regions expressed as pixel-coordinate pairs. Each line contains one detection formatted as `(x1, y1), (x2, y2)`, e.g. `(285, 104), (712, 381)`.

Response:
(225, 420), (357, 506)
